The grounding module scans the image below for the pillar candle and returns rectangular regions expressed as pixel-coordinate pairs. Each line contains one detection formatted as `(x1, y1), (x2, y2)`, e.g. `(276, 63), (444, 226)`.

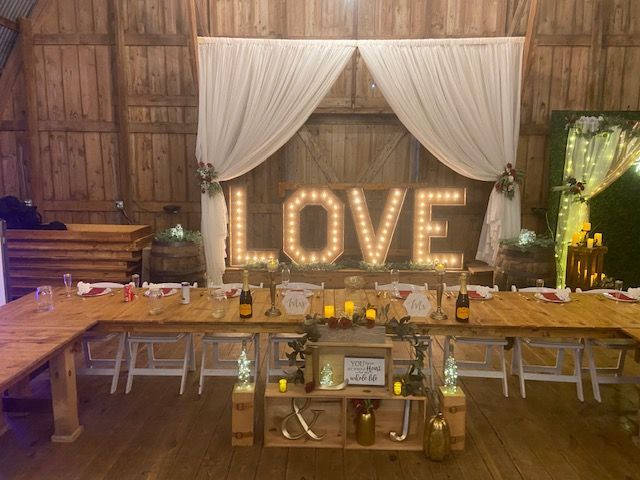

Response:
(587, 238), (594, 248)
(365, 308), (376, 320)
(344, 301), (354, 316)
(594, 233), (603, 246)
(582, 222), (591, 232)
(393, 381), (402, 396)
(571, 232), (581, 245)
(324, 305), (335, 318)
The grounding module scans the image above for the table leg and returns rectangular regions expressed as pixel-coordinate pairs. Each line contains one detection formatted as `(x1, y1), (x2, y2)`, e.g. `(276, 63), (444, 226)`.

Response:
(49, 344), (84, 443)
(0, 398), (8, 437)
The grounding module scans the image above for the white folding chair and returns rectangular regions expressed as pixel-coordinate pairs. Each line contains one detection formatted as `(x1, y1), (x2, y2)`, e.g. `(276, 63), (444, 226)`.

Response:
(511, 286), (585, 401)
(442, 284), (509, 397)
(374, 282), (435, 389)
(76, 282), (127, 394)
(266, 282), (324, 381)
(577, 288), (640, 402)
(125, 282), (197, 395)
(198, 282), (262, 394)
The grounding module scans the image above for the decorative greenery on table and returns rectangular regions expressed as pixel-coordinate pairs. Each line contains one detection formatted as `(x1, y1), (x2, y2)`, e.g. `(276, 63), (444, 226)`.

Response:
(154, 224), (202, 244)
(286, 305), (429, 397)
(243, 259), (438, 272)
(500, 230), (555, 252)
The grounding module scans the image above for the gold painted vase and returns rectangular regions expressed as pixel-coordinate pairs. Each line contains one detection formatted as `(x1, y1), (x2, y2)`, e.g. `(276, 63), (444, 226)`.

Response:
(423, 412), (450, 461)
(355, 411), (376, 446)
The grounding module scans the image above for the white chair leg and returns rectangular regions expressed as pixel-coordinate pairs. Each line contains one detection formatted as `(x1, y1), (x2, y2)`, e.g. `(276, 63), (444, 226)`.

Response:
(109, 333), (126, 394)
(617, 349), (628, 375)
(82, 340), (92, 368)
(499, 346), (509, 397)
(584, 339), (601, 402)
(555, 348), (565, 374)
(574, 348), (585, 402)
(179, 334), (192, 395)
(147, 344), (155, 368)
(126, 341), (139, 394)
(253, 335), (260, 380)
(427, 340), (435, 390)
(189, 334), (196, 372)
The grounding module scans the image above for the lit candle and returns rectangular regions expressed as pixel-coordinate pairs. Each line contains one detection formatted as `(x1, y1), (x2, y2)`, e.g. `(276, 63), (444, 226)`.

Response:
(344, 300), (354, 316)
(594, 233), (603, 246)
(587, 238), (594, 249)
(366, 308), (376, 320)
(434, 262), (446, 274)
(393, 381), (402, 396)
(324, 305), (335, 318)
(279, 378), (287, 393)
(267, 258), (279, 272)
(582, 222), (591, 232)
(571, 232), (581, 246)
(590, 273), (597, 286)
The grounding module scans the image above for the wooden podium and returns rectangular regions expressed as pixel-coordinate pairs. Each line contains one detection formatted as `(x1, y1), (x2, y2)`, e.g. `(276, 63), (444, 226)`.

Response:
(566, 245), (608, 291)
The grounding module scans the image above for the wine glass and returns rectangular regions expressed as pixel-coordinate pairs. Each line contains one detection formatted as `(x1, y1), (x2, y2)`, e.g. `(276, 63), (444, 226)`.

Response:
(390, 269), (400, 298)
(282, 265), (290, 290)
(63, 273), (72, 297)
(36, 285), (54, 312)
(614, 280), (623, 301)
(131, 273), (140, 288)
(535, 279), (545, 289)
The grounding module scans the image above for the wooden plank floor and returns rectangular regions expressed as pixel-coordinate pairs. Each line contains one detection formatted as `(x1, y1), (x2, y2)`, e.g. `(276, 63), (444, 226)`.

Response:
(0, 336), (639, 480)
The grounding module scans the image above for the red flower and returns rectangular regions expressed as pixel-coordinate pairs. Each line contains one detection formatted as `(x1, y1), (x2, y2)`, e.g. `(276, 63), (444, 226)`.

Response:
(305, 382), (315, 393)
(339, 318), (352, 329)
(327, 317), (339, 329)
(506, 163), (513, 169)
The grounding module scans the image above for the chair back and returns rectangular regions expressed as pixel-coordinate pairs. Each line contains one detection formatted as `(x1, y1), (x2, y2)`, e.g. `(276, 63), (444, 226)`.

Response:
(375, 282), (428, 291)
(444, 284), (498, 292)
(513, 285), (564, 293)
(143, 281), (198, 288)
(92, 282), (126, 288)
(209, 282), (263, 289)
(575, 288), (616, 294)
(277, 281), (324, 290)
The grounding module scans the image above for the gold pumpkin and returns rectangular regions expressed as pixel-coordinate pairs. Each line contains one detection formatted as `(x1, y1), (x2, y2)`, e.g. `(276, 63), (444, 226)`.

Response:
(423, 412), (451, 461)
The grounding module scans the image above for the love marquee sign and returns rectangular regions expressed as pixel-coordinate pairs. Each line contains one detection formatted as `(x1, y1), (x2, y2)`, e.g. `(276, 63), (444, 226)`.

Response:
(229, 185), (467, 268)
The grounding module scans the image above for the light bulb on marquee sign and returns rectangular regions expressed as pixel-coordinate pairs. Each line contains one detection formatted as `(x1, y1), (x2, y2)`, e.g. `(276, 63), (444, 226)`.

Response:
(347, 187), (406, 264)
(228, 185), (278, 265)
(412, 188), (466, 268)
(227, 185), (466, 267)
(282, 187), (345, 264)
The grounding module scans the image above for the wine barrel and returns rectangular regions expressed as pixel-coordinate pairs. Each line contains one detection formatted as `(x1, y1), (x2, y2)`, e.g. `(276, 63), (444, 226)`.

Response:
(494, 244), (556, 291)
(149, 240), (206, 285)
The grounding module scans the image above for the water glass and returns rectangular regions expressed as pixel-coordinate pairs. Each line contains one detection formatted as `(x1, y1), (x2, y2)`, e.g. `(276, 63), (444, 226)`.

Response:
(282, 265), (291, 289)
(614, 280), (624, 300)
(535, 279), (545, 289)
(131, 273), (141, 288)
(63, 273), (72, 297)
(148, 288), (163, 315)
(390, 269), (400, 297)
(36, 285), (54, 312)
(210, 289), (227, 319)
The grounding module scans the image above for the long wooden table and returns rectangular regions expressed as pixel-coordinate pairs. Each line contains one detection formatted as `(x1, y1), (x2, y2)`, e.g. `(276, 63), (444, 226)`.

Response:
(0, 287), (639, 443)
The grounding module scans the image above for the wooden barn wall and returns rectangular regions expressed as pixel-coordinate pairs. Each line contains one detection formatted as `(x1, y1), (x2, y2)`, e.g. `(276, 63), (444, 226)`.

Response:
(0, 0), (639, 264)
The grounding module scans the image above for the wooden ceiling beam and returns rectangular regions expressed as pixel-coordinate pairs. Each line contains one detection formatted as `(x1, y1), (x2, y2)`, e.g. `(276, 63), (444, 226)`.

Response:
(587, 0), (607, 109)
(508, 0), (529, 37)
(0, 15), (19, 31)
(521, 0), (539, 89)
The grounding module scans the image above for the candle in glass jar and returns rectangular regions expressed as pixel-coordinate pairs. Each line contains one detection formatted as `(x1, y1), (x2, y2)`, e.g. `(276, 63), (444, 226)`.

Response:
(571, 232), (581, 246)
(324, 305), (335, 318)
(344, 301), (354, 316)
(594, 233), (603, 246)
(279, 378), (287, 393)
(365, 308), (376, 320)
(393, 381), (402, 396)
(582, 222), (591, 232)
(587, 238), (594, 248)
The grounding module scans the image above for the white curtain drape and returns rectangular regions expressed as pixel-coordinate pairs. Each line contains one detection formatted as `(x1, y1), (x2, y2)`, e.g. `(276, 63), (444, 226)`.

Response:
(358, 37), (524, 265)
(196, 38), (355, 283)
(554, 122), (640, 286)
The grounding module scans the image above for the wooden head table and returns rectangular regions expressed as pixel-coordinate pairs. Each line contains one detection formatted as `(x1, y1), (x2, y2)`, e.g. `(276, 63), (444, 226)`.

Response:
(0, 287), (639, 443)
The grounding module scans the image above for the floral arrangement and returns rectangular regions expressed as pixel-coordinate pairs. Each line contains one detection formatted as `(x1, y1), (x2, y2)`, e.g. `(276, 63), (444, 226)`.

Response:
(551, 177), (586, 203)
(154, 224), (202, 244)
(196, 162), (222, 197)
(494, 163), (522, 199)
(286, 304), (429, 398)
(565, 114), (640, 139)
(351, 398), (380, 415)
(242, 259), (439, 272)
(500, 230), (555, 251)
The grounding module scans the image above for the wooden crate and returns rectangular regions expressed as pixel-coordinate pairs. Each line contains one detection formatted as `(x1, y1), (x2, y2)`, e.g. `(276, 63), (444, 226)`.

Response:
(566, 246), (608, 291)
(232, 383), (255, 446)
(438, 386), (466, 451)
(5, 224), (152, 299)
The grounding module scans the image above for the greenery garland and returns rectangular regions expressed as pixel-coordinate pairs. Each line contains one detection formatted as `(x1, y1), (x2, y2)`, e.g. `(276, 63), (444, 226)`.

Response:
(154, 224), (202, 244)
(565, 114), (640, 139)
(243, 259), (438, 272)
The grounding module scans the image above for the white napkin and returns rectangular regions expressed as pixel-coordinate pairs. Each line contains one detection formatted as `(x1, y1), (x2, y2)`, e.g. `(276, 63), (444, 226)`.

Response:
(626, 288), (640, 299)
(555, 288), (571, 301)
(77, 281), (92, 295)
(475, 286), (490, 298)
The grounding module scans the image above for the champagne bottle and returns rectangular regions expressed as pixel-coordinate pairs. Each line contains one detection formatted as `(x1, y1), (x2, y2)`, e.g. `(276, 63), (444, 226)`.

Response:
(239, 269), (253, 319)
(455, 273), (470, 323)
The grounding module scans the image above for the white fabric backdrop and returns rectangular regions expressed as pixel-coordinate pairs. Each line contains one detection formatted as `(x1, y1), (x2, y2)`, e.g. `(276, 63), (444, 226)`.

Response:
(196, 38), (355, 283)
(359, 37), (524, 265)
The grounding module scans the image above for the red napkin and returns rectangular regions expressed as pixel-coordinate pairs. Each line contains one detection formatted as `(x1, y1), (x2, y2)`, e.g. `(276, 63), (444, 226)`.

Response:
(161, 288), (174, 296)
(225, 289), (238, 298)
(468, 290), (486, 300)
(83, 287), (106, 297)
(398, 290), (411, 299)
(541, 292), (561, 302)
(610, 292), (635, 301)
